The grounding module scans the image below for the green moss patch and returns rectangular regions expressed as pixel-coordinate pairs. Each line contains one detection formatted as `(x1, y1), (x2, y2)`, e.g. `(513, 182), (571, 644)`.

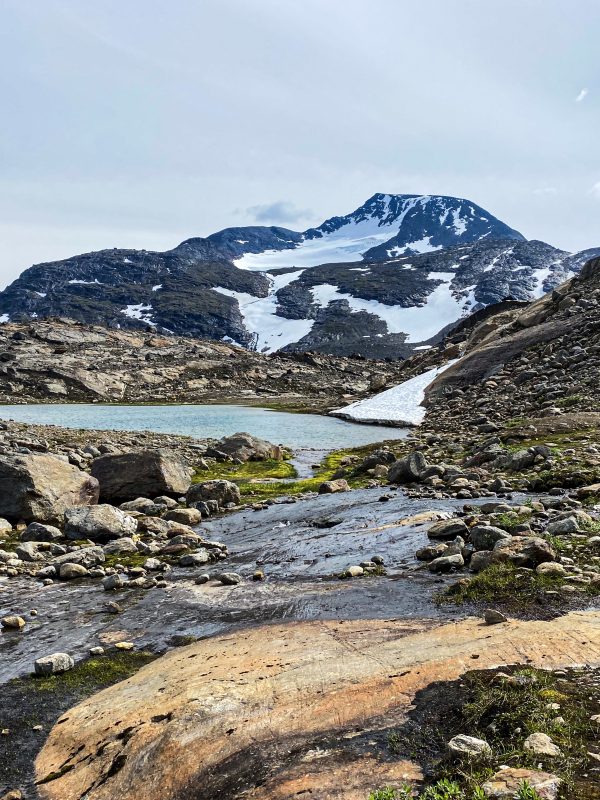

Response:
(374, 665), (600, 799)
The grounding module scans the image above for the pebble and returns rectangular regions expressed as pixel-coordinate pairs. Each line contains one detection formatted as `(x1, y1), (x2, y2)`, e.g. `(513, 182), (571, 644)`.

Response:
(1, 615), (26, 630)
(484, 609), (508, 625)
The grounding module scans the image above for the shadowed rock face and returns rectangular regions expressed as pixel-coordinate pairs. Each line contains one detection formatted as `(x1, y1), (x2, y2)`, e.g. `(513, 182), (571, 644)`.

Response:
(36, 611), (600, 800)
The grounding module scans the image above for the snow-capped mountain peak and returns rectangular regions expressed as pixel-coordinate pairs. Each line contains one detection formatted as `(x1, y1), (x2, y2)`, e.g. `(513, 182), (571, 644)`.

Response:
(231, 193), (524, 271)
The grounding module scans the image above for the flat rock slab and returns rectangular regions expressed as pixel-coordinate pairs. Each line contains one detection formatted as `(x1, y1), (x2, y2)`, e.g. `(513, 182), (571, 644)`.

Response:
(37, 610), (600, 800)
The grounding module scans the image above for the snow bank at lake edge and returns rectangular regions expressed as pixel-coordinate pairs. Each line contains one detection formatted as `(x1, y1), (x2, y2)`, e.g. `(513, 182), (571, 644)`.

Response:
(331, 360), (458, 427)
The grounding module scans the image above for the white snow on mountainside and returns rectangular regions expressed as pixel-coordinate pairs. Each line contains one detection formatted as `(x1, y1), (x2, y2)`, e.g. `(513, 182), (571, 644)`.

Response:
(233, 193), (523, 271)
(332, 361), (458, 426)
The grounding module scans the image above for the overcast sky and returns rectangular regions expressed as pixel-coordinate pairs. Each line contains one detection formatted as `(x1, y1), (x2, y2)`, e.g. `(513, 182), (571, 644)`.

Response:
(0, 0), (598, 288)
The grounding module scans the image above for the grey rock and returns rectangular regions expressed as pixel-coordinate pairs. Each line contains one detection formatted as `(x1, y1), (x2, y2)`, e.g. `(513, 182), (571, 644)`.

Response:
(34, 652), (74, 675)
(388, 451), (428, 484)
(187, 480), (241, 508)
(91, 449), (191, 502)
(427, 519), (469, 540)
(470, 524), (512, 551)
(64, 504), (137, 543)
(428, 553), (464, 572)
(0, 453), (99, 524)
(59, 562), (88, 580)
(448, 734), (492, 760)
(484, 609), (508, 625)
(20, 522), (63, 543)
(217, 572), (243, 585)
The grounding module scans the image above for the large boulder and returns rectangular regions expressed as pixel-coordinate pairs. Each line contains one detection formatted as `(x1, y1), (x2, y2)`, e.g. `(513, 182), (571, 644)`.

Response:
(90, 450), (191, 502)
(207, 432), (285, 462)
(187, 480), (241, 509)
(491, 536), (556, 567)
(469, 525), (512, 551)
(427, 519), (469, 540)
(388, 451), (428, 484)
(0, 453), (99, 524)
(64, 505), (138, 543)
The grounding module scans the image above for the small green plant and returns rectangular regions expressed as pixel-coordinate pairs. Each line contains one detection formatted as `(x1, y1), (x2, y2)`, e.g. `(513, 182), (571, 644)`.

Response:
(470, 789), (485, 800)
(516, 781), (543, 800)
(421, 779), (464, 799)
(368, 788), (402, 800)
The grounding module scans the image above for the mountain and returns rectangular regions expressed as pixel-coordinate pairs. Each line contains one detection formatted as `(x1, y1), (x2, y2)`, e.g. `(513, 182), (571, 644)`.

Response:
(223, 193), (525, 269)
(0, 193), (595, 358)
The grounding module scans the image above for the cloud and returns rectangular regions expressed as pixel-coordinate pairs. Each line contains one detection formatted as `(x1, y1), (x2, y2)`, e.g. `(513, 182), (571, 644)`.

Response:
(575, 88), (589, 102)
(245, 201), (314, 225)
(533, 186), (558, 196)
(590, 182), (600, 198)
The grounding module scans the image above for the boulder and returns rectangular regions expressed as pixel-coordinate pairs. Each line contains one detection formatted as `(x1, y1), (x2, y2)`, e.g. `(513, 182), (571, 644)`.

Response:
(491, 536), (556, 567)
(428, 553), (464, 573)
(34, 652), (74, 676)
(536, 561), (567, 576)
(470, 525), (512, 551)
(546, 517), (579, 535)
(103, 574), (125, 591)
(416, 542), (448, 561)
(91, 450), (191, 502)
(20, 522), (63, 543)
(318, 479), (350, 494)
(64, 505), (137, 543)
(447, 734), (492, 760)
(356, 449), (396, 473)
(482, 768), (561, 799)
(469, 550), (493, 573)
(0, 453), (99, 524)
(51, 546), (105, 570)
(427, 519), (469, 540)
(179, 550), (210, 567)
(187, 480), (241, 508)
(217, 572), (242, 585)
(103, 537), (138, 555)
(207, 432), (285, 462)
(164, 508), (202, 526)
(388, 451), (428, 484)
(1, 615), (26, 630)
(59, 563), (88, 580)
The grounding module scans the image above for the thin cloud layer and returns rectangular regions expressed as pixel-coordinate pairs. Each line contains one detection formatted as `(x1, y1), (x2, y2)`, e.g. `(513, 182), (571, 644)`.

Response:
(245, 201), (314, 226)
(575, 88), (589, 102)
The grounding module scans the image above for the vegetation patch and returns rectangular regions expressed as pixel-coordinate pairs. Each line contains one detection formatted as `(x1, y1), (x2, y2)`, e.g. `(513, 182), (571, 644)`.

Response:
(438, 562), (600, 613)
(0, 649), (157, 795)
(192, 441), (403, 504)
(370, 665), (600, 799)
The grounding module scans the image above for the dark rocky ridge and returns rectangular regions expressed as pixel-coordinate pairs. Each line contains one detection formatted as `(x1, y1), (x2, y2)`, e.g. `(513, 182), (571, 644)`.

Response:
(0, 192), (597, 358)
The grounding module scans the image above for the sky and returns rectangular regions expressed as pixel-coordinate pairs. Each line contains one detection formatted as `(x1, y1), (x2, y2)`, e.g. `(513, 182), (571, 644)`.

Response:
(0, 0), (598, 288)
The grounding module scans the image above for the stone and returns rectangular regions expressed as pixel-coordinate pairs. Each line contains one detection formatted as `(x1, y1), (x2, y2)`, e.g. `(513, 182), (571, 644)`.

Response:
(34, 652), (74, 675)
(20, 522), (63, 543)
(484, 609), (508, 625)
(469, 550), (493, 573)
(51, 546), (105, 570)
(536, 562), (567, 576)
(491, 536), (556, 567)
(345, 565), (364, 577)
(103, 537), (138, 555)
(482, 767), (561, 799)
(194, 574), (210, 585)
(427, 518), (469, 540)
(546, 517), (580, 535)
(15, 541), (46, 562)
(447, 734), (492, 760)
(143, 558), (163, 571)
(207, 432), (285, 462)
(178, 550), (210, 567)
(470, 525), (512, 551)
(1, 615), (26, 630)
(217, 572), (242, 585)
(187, 480), (241, 508)
(64, 505), (138, 543)
(523, 732), (562, 757)
(416, 542), (448, 561)
(164, 508), (202, 526)
(102, 573), (125, 591)
(91, 450), (191, 502)
(0, 453), (99, 524)
(59, 563), (88, 580)
(428, 553), (464, 573)
(388, 451), (428, 483)
(318, 479), (350, 494)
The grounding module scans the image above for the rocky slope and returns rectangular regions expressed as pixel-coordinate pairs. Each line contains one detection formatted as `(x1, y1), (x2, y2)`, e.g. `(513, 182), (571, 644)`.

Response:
(0, 317), (408, 408)
(1, 193), (596, 358)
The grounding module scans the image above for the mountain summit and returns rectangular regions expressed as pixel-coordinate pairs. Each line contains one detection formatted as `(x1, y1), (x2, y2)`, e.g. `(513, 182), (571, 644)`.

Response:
(211, 193), (525, 270)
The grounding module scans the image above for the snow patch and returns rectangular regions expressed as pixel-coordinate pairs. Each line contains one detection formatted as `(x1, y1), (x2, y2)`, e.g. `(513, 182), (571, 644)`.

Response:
(152, 284), (162, 292)
(0, 314), (9, 324)
(311, 279), (472, 343)
(68, 278), (101, 285)
(121, 304), (157, 327)
(34, 292), (47, 298)
(333, 361), (458, 426)
(212, 270), (312, 353)
(531, 267), (552, 298)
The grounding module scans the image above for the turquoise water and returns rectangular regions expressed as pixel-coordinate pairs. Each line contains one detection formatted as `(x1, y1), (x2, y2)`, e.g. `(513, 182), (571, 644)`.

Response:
(0, 404), (407, 451)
